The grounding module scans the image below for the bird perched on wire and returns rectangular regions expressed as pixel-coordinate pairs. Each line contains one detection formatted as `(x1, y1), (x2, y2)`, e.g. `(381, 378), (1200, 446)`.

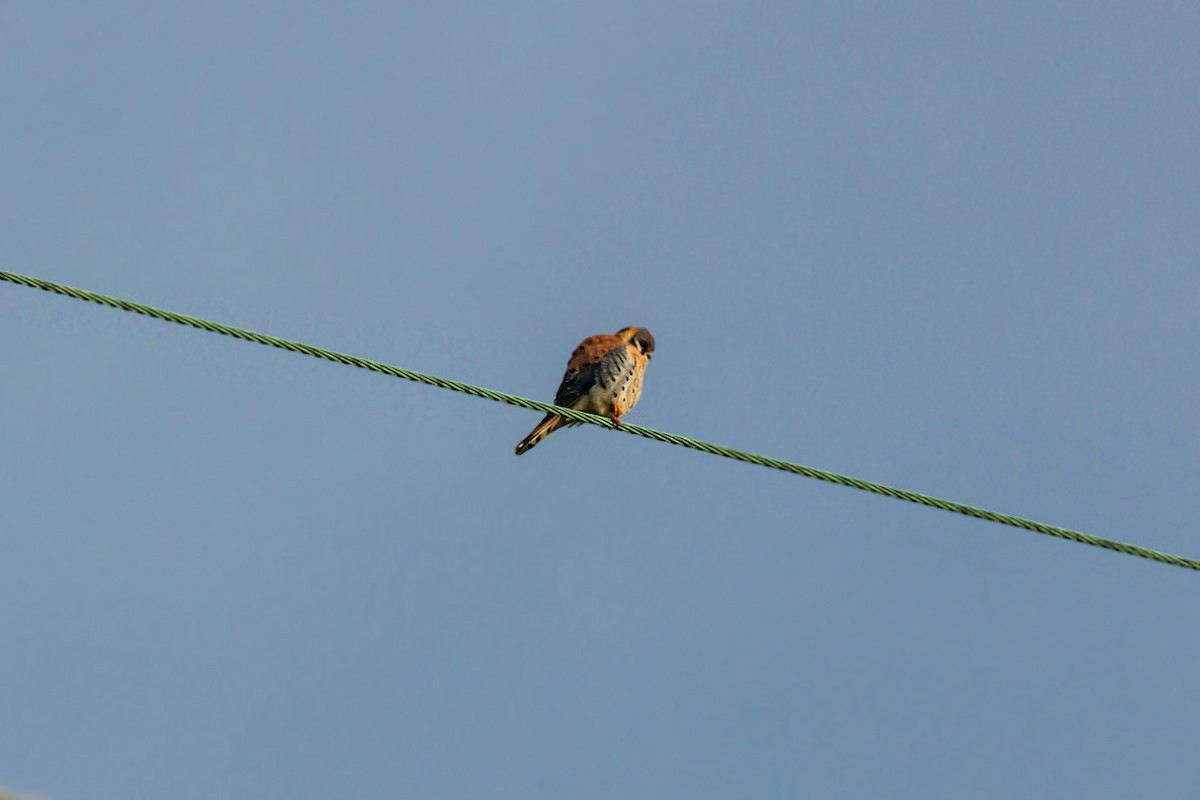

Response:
(515, 326), (655, 455)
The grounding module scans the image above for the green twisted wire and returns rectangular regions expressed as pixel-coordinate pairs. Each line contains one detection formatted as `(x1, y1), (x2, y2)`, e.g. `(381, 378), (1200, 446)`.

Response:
(4, 268), (1197, 572)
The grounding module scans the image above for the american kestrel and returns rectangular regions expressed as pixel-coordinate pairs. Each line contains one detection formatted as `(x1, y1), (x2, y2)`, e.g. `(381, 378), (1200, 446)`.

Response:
(515, 326), (655, 455)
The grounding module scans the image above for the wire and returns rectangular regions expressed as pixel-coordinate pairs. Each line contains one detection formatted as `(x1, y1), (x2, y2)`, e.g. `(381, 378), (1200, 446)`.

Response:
(4, 268), (1196, 572)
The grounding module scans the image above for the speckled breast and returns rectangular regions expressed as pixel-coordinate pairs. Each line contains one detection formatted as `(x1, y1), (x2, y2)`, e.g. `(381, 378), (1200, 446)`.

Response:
(590, 344), (645, 417)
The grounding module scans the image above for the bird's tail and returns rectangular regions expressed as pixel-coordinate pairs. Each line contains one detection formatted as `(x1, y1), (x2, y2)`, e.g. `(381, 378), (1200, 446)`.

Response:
(515, 413), (571, 455)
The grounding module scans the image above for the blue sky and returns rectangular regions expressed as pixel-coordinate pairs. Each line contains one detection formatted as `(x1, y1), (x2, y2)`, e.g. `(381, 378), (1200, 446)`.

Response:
(3, 3), (1198, 798)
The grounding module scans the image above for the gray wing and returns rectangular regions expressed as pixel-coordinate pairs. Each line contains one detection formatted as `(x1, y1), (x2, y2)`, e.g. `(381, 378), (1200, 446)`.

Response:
(553, 345), (634, 410)
(593, 345), (636, 395)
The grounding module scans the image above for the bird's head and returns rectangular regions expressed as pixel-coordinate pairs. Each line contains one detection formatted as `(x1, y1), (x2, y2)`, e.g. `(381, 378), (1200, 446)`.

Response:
(616, 326), (655, 359)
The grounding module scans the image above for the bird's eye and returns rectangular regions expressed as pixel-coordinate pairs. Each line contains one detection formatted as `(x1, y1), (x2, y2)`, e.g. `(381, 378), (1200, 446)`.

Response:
(631, 330), (654, 357)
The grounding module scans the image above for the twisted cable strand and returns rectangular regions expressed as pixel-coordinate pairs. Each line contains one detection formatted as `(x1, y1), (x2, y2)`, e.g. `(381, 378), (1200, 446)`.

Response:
(4, 268), (1196, 571)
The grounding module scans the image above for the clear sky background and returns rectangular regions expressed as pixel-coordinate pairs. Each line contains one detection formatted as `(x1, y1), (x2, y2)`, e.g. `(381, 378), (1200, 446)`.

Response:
(2, 3), (1198, 798)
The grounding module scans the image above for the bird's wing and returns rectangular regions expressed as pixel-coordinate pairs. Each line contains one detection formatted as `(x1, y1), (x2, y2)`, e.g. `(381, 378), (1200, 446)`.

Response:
(552, 334), (621, 409)
(592, 343), (638, 396)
